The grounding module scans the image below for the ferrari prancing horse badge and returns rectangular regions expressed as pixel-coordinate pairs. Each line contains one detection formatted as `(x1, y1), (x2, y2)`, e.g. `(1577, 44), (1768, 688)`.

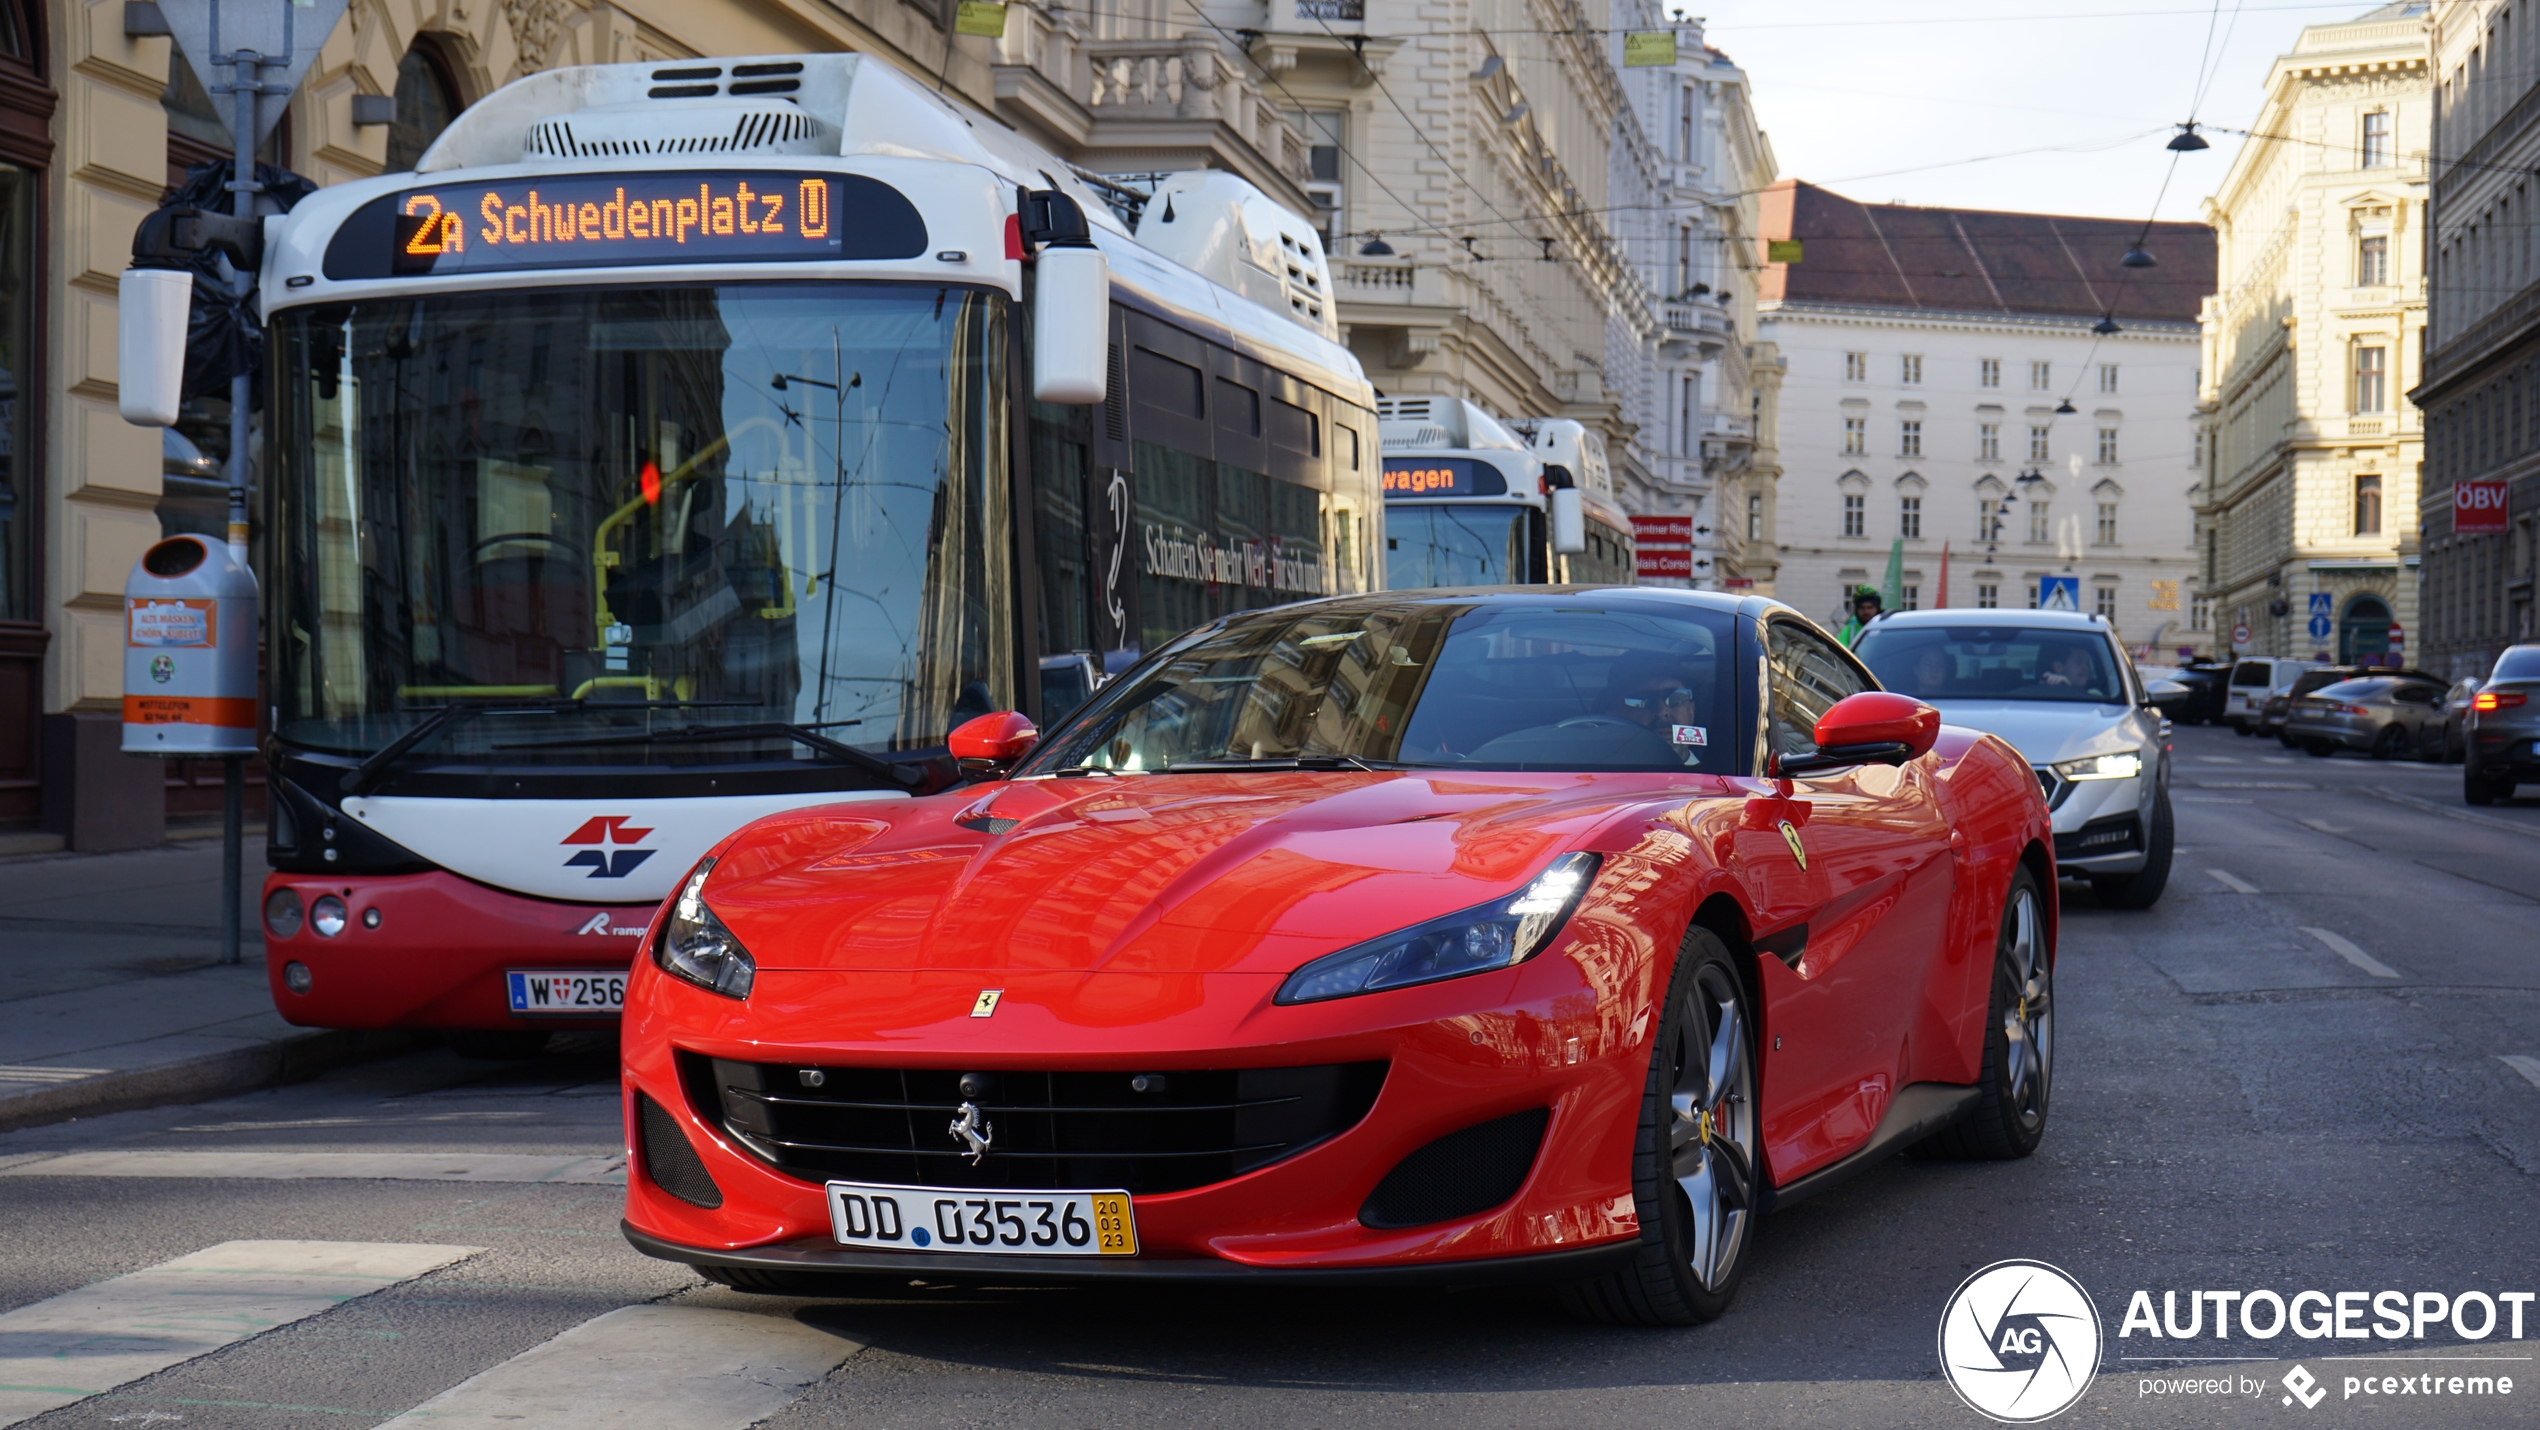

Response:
(1778, 819), (1808, 871)
(971, 989), (1003, 1017)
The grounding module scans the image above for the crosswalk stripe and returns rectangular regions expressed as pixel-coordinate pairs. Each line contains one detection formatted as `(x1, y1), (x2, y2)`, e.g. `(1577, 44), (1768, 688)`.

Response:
(374, 1304), (861, 1429)
(1, 1151), (625, 1185)
(0, 1240), (480, 1428)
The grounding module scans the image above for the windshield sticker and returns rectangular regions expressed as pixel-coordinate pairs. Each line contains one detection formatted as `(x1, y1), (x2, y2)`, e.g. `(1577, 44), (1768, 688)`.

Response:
(1671, 725), (1708, 746)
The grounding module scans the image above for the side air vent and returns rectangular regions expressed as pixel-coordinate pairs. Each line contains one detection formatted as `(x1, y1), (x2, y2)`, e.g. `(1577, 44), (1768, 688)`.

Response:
(1103, 343), (1128, 441)
(522, 100), (839, 160)
(637, 1092), (724, 1208)
(1359, 1107), (1549, 1229)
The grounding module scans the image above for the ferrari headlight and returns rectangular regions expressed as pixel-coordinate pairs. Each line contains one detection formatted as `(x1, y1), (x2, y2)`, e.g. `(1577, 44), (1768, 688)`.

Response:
(655, 858), (755, 999)
(2053, 750), (2144, 782)
(1275, 852), (1602, 1005)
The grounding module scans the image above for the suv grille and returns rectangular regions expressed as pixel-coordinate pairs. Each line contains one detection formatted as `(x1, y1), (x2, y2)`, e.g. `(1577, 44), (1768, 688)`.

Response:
(2032, 765), (2072, 811)
(691, 1056), (1387, 1195)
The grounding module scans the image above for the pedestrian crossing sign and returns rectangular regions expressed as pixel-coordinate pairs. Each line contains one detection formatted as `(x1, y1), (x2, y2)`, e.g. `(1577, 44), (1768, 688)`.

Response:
(2038, 575), (2081, 612)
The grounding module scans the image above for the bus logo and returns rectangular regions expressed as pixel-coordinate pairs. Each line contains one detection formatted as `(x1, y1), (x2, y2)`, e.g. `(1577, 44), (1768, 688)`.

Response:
(561, 816), (656, 879)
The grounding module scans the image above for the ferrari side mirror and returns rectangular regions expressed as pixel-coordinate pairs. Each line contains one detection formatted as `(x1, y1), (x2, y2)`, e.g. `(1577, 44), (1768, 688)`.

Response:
(1780, 691), (1939, 778)
(949, 710), (1040, 777)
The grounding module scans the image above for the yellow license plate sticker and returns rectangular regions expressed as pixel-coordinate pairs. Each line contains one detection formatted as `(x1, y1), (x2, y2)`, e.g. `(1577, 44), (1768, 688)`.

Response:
(1091, 1192), (1137, 1255)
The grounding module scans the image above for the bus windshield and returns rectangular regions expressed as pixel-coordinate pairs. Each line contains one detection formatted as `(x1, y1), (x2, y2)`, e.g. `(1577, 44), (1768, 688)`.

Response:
(268, 281), (1013, 765)
(1384, 503), (1538, 587)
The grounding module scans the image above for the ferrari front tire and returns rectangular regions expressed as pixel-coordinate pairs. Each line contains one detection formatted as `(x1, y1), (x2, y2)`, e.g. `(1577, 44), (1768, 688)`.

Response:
(1560, 927), (1759, 1327)
(1920, 865), (2052, 1160)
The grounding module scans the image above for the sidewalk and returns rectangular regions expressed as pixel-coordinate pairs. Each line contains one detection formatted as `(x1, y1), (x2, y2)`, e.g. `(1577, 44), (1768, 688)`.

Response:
(0, 840), (423, 1130)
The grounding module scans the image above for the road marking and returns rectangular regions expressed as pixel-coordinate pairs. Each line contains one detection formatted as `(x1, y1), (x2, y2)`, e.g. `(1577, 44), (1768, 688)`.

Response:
(0, 1151), (625, 1184)
(2193, 781), (2316, 790)
(2177, 797), (2253, 804)
(0, 1066), (111, 1085)
(2358, 786), (2540, 841)
(2502, 1056), (2540, 1093)
(2299, 818), (2352, 833)
(2301, 927), (2401, 979)
(0, 1240), (479, 1426)
(2207, 869), (2260, 894)
(374, 1304), (860, 1430)
(2196, 756), (2242, 764)
(2261, 756), (2297, 765)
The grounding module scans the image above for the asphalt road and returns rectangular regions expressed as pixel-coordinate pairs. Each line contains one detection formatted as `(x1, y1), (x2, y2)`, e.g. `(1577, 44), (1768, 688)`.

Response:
(2, 720), (2535, 1429)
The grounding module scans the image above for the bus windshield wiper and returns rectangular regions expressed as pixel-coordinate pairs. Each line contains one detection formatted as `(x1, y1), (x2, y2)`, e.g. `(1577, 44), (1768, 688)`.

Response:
(341, 699), (750, 796)
(492, 721), (923, 788)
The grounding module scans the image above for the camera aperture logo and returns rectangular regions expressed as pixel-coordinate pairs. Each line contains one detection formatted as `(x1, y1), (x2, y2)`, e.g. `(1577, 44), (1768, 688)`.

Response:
(1940, 1260), (2103, 1423)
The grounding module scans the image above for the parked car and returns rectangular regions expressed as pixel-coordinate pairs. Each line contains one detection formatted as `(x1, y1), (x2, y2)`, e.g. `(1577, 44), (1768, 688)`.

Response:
(2167, 663), (2235, 725)
(2280, 674), (2450, 759)
(2442, 678), (2482, 762)
(2265, 667), (2367, 743)
(2465, 644), (2540, 805)
(2225, 657), (2321, 735)
(2135, 668), (2201, 725)
(1855, 610), (2173, 908)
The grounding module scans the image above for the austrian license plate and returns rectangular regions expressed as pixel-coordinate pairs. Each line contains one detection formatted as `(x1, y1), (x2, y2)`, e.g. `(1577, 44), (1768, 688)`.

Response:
(504, 969), (626, 1014)
(825, 1180), (1137, 1257)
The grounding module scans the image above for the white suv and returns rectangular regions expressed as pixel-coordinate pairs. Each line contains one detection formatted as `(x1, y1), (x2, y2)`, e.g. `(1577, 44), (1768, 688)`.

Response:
(1852, 611), (2173, 908)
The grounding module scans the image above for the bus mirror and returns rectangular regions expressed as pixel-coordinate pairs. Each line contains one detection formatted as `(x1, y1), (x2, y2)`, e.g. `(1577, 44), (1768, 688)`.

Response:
(118, 267), (192, 427)
(1032, 246), (1109, 405)
(1549, 486), (1587, 555)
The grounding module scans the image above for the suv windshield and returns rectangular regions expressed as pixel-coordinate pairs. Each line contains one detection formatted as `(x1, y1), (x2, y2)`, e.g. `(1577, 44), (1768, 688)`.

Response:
(1027, 597), (1740, 774)
(268, 282), (1012, 767)
(2232, 661), (2272, 687)
(1853, 625), (2126, 704)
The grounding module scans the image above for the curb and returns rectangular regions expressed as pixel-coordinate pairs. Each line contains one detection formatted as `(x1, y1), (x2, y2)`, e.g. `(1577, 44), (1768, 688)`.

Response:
(0, 1027), (435, 1134)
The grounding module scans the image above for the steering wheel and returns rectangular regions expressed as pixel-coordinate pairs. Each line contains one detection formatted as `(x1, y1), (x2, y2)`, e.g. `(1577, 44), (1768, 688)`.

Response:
(1556, 715), (1640, 730)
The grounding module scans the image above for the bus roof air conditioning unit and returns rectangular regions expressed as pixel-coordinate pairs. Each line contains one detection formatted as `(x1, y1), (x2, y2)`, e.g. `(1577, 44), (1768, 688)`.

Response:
(523, 99), (839, 159)
(1131, 170), (1339, 342)
(1375, 396), (1526, 453)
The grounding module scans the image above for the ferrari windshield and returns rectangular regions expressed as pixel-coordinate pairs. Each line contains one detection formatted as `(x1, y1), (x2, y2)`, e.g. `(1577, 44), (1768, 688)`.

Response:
(1026, 596), (1741, 774)
(1854, 624), (2126, 704)
(267, 282), (1012, 767)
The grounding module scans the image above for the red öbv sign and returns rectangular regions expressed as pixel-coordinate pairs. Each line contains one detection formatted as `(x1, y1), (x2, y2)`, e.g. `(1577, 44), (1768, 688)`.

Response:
(2456, 479), (2510, 534)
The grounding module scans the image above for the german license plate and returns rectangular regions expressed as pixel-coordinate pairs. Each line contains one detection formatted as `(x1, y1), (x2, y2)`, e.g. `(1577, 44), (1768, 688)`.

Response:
(504, 969), (626, 1014)
(825, 1180), (1137, 1257)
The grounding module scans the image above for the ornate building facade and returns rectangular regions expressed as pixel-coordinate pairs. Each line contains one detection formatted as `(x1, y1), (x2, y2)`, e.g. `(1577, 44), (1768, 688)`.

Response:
(2195, 4), (2430, 667)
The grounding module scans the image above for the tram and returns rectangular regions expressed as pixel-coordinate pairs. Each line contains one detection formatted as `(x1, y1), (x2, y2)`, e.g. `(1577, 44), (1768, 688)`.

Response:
(164, 55), (1381, 1045)
(1377, 400), (1633, 589)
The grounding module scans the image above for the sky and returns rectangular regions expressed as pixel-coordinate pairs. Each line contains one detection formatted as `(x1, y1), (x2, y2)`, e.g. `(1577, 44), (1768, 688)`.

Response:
(1696, 0), (2403, 224)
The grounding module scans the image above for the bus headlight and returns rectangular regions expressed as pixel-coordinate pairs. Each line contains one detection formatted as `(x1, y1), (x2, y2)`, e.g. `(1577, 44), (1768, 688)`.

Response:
(656, 858), (755, 1000)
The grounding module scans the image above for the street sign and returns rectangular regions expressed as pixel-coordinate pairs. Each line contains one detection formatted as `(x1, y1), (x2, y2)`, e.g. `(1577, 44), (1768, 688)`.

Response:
(2308, 614), (2332, 641)
(161, 0), (352, 149)
(1637, 550), (1693, 578)
(2039, 574), (2081, 612)
(2388, 623), (2405, 649)
(2456, 478), (2511, 534)
(1630, 514), (1693, 543)
(2308, 592), (2333, 618)
(1623, 31), (1678, 66)
(2231, 622), (2253, 646)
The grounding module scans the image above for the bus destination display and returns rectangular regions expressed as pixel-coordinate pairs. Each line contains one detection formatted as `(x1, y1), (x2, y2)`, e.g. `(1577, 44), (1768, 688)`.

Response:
(321, 170), (928, 280)
(1381, 457), (1507, 499)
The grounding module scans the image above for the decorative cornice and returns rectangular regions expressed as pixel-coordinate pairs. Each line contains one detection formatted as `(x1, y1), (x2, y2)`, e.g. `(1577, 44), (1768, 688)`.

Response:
(1759, 300), (2198, 339)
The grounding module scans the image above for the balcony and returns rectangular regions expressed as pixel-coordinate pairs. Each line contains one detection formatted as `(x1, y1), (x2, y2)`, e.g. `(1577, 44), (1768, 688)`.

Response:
(1662, 301), (1733, 358)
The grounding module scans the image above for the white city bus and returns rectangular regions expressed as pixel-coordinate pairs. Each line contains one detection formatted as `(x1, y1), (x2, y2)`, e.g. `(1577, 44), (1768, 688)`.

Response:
(1377, 400), (1633, 588)
(193, 55), (1378, 1047)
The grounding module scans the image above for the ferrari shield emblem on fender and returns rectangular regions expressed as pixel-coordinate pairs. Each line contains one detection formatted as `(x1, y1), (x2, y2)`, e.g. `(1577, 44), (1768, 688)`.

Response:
(1778, 819), (1809, 871)
(970, 989), (1003, 1018)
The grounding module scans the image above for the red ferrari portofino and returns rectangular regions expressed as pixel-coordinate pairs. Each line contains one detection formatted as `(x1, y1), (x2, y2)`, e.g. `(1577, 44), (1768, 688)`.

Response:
(620, 589), (2055, 1324)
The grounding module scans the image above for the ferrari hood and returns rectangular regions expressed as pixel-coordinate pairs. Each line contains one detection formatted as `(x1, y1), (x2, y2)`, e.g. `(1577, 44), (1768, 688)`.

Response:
(1925, 699), (2134, 767)
(701, 772), (1698, 975)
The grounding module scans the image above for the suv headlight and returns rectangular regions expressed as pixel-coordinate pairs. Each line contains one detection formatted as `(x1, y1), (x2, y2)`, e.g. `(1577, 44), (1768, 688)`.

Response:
(655, 859), (755, 999)
(1276, 852), (1602, 1005)
(2053, 750), (2144, 782)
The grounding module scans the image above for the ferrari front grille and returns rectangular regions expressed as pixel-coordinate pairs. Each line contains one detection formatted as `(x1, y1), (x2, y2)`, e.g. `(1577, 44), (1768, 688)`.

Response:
(691, 1056), (1388, 1195)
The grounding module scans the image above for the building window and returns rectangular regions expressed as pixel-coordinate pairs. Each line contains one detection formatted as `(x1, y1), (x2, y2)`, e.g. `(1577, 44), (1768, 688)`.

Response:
(2029, 501), (2051, 544)
(2358, 233), (2389, 286)
(388, 40), (464, 173)
(0, 162), (28, 621)
(1902, 584), (1920, 611)
(1978, 581), (2000, 609)
(2097, 501), (2118, 544)
(1900, 420), (1922, 456)
(2097, 427), (2119, 464)
(1901, 354), (1923, 385)
(1289, 110), (1347, 249)
(1900, 495), (1922, 539)
(1980, 358), (2001, 388)
(1845, 352), (1867, 382)
(2193, 428), (2205, 467)
(2354, 346), (2387, 413)
(1676, 224), (1693, 296)
(1979, 497), (2007, 544)
(1979, 423), (2001, 461)
(2362, 109), (2391, 168)
(2099, 363), (2119, 394)
(1843, 493), (1865, 538)
(2029, 426), (2051, 461)
(1843, 416), (1866, 454)
(2095, 584), (2118, 620)
(2354, 473), (2383, 535)
(2191, 595), (2213, 630)
(2030, 360), (2051, 391)
(2028, 581), (2042, 610)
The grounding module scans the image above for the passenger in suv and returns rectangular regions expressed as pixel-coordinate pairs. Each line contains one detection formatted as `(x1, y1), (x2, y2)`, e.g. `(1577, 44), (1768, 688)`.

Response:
(1855, 612), (2172, 908)
(2465, 644), (2540, 805)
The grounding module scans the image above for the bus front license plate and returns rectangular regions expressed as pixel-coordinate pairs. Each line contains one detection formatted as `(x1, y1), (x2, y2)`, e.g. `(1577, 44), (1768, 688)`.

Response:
(504, 970), (626, 1014)
(825, 1181), (1137, 1257)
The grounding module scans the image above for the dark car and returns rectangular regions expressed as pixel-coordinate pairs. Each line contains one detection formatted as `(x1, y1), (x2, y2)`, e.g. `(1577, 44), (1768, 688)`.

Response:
(2281, 675), (2450, 759)
(2159, 663), (2233, 725)
(2267, 668), (2368, 743)
(2466, 645), (2540, 805)
(2442, 678), (2481, 762)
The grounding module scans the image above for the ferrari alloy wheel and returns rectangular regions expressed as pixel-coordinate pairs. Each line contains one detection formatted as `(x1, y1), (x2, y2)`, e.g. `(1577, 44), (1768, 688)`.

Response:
(1922, 866), (2052, 1160)
(1560, 928), (1758, 1326)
